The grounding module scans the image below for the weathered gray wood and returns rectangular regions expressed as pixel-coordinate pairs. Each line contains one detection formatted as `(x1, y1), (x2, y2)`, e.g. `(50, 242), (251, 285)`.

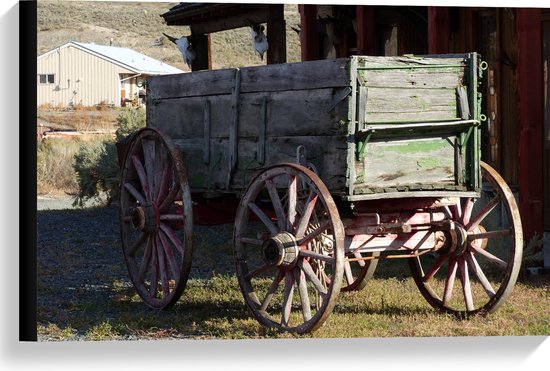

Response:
(359, 68), (464, 89)
(147, 53), (480, 199)
(173, 135), (348, 192)
(149, 87), (349, 139)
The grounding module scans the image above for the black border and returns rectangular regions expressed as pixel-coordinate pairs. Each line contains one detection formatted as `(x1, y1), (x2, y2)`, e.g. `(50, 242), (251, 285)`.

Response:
(19, 0), (37, 342)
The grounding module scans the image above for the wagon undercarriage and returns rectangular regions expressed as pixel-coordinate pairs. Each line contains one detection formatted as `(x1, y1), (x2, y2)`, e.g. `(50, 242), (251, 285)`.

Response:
(117, 53), (523, 333)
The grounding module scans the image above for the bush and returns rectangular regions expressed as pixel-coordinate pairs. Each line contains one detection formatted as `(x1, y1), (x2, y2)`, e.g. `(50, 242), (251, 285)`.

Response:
(72, 108), (145, 206)
(37, 138), (80, 194)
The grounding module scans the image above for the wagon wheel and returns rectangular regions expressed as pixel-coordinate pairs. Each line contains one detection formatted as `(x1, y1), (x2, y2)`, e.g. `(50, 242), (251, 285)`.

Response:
(233, 163), (344, 333)
(341, 251), (379, 292)
(409, 161), (523, 316)
(119, 127), (193, 309)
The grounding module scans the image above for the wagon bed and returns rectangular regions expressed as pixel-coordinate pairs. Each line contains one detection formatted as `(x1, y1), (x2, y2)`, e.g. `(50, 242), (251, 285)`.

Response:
(118, 53), (523, 333)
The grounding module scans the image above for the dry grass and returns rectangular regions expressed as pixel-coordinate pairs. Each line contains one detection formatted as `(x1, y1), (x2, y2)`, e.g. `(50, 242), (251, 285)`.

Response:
(37, 1), (302, 71)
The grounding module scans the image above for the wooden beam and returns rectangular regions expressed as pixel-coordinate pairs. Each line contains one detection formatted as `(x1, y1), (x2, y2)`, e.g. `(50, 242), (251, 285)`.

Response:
(267, 4), (286, 64)
(189, 32), (211, 71)
(299, 4), (319, 61)
(428, 7), (450, 54)
(516, 8), (544, 240)
(356, 5), (376, 55)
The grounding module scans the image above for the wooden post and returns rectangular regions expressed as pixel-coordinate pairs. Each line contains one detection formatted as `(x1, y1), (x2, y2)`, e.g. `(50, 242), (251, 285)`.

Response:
(190, 32), (211, 71)
(299, 4), (318, 61)
(267, 4), (286, 64)
(428, 7), (450, 54)
(516, 8), (544, 240)
(356, 5), (376, 55)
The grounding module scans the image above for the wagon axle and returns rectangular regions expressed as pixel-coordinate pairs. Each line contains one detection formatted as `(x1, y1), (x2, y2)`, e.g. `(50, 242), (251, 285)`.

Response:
(130, 202), (160, 233)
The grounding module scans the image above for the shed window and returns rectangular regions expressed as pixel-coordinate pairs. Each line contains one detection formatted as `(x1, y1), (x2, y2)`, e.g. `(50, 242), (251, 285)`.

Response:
(39, 74), (55, 84)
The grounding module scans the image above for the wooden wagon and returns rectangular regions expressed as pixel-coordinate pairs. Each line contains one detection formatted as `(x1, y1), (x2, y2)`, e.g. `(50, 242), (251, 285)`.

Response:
(117, 53), (523, 333)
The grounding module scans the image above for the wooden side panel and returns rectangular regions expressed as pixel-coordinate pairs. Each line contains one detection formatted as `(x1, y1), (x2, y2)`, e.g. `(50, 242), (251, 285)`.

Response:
(149, 87), (349, 139)
(148, 58), (350, 100)
(355, 56), (465, 125)
(173, 135), (348, 192)
(356, 136), (458, 191)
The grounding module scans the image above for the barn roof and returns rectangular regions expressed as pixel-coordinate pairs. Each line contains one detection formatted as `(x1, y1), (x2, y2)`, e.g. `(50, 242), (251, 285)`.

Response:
(38, 42), (184, 75)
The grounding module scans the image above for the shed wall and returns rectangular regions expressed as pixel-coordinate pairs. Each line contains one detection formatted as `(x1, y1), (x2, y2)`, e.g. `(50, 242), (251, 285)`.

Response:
(37, 45), (134, 107)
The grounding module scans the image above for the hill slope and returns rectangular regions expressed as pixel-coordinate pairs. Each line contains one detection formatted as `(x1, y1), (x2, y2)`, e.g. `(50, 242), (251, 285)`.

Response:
(37, 1), (302, 71)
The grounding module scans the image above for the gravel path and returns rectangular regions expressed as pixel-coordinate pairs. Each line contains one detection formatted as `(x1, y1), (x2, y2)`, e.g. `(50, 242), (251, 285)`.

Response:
(36, 195), (236, 340)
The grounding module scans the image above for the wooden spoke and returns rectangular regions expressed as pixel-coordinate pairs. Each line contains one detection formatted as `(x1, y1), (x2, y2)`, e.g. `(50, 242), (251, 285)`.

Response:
(281, 270), (295, 326)
(155, 236), (170, 298)
(294, 267), (312, 322)
(298, 259), (327, 296)
(298, 249), (334, 264)
(467, 229), (511, 241)
(260, 270), (285, 312)
(158, 229), (181, 280)
(247, 202), (279, 236)
(159, 223), (184, 255)
(158, 185), (179, 212)
(422, 254), (449, 283)
(465, 251), (495, 298)
(156, 162), (171, 205)
(442, 258), (458, 306)
(344, 261), (354, 285)
(124, 182), (146, 205)
(142, 138), (156, 200)
(288, 175), (297, 231)
(469, 245), (508, 271)
(265, 179), (287, 231)
(461, 197), (474, 225)
(127, 232), (147, 257)
(297, 220), (331, 247)
(137, 235), (153, 284)
(466, 194), (501, 232)
(160, 214), (183, 222)
(148, 237), (159, 298)
(457, 257), (474, 311)
(131, 155), (151, 201)
(294, 190), (318, 239)
(240, 237), (264, 246)
(244, 263), (271, 280)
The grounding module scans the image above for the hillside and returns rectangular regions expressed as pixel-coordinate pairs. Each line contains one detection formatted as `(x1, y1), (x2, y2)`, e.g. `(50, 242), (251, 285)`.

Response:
(37, 1), (303, 71)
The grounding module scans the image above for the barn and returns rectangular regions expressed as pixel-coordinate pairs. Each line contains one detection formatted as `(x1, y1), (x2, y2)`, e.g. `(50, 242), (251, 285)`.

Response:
(161, 3), (550, 267)
(36, 41), (183, 108)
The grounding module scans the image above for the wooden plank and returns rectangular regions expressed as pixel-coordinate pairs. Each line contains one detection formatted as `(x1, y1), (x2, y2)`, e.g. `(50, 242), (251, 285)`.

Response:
(356, 55), (465, 68)
(147, 68), (236, 99)
(239, 58), (350, 92)
(149, 87), (350, 139)
(359, 67), (464, 89)
(357, 136), (458, 189)
(173, 135), (348, 192)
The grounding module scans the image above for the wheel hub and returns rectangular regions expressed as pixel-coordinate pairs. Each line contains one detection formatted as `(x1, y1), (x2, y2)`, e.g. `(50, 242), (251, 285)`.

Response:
(131, 201), (159, 233)
(437, 221), (468, 257)
(262, 232), (299, 268)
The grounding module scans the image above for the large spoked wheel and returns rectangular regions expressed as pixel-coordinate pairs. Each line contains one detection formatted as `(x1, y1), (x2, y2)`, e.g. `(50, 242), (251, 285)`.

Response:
(409, 161), (523, 316)
(341, 251), (379, 292)
(233, 163), (345, 333)
(119, 128), (193, 309)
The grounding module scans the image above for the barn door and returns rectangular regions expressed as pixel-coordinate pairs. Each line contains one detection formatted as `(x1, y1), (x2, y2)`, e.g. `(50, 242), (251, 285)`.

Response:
(543, 19), (550, 230)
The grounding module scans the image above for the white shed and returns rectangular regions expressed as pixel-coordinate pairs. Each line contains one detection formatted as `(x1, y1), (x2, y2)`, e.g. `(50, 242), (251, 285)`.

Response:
(37, 41), (183, 108)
